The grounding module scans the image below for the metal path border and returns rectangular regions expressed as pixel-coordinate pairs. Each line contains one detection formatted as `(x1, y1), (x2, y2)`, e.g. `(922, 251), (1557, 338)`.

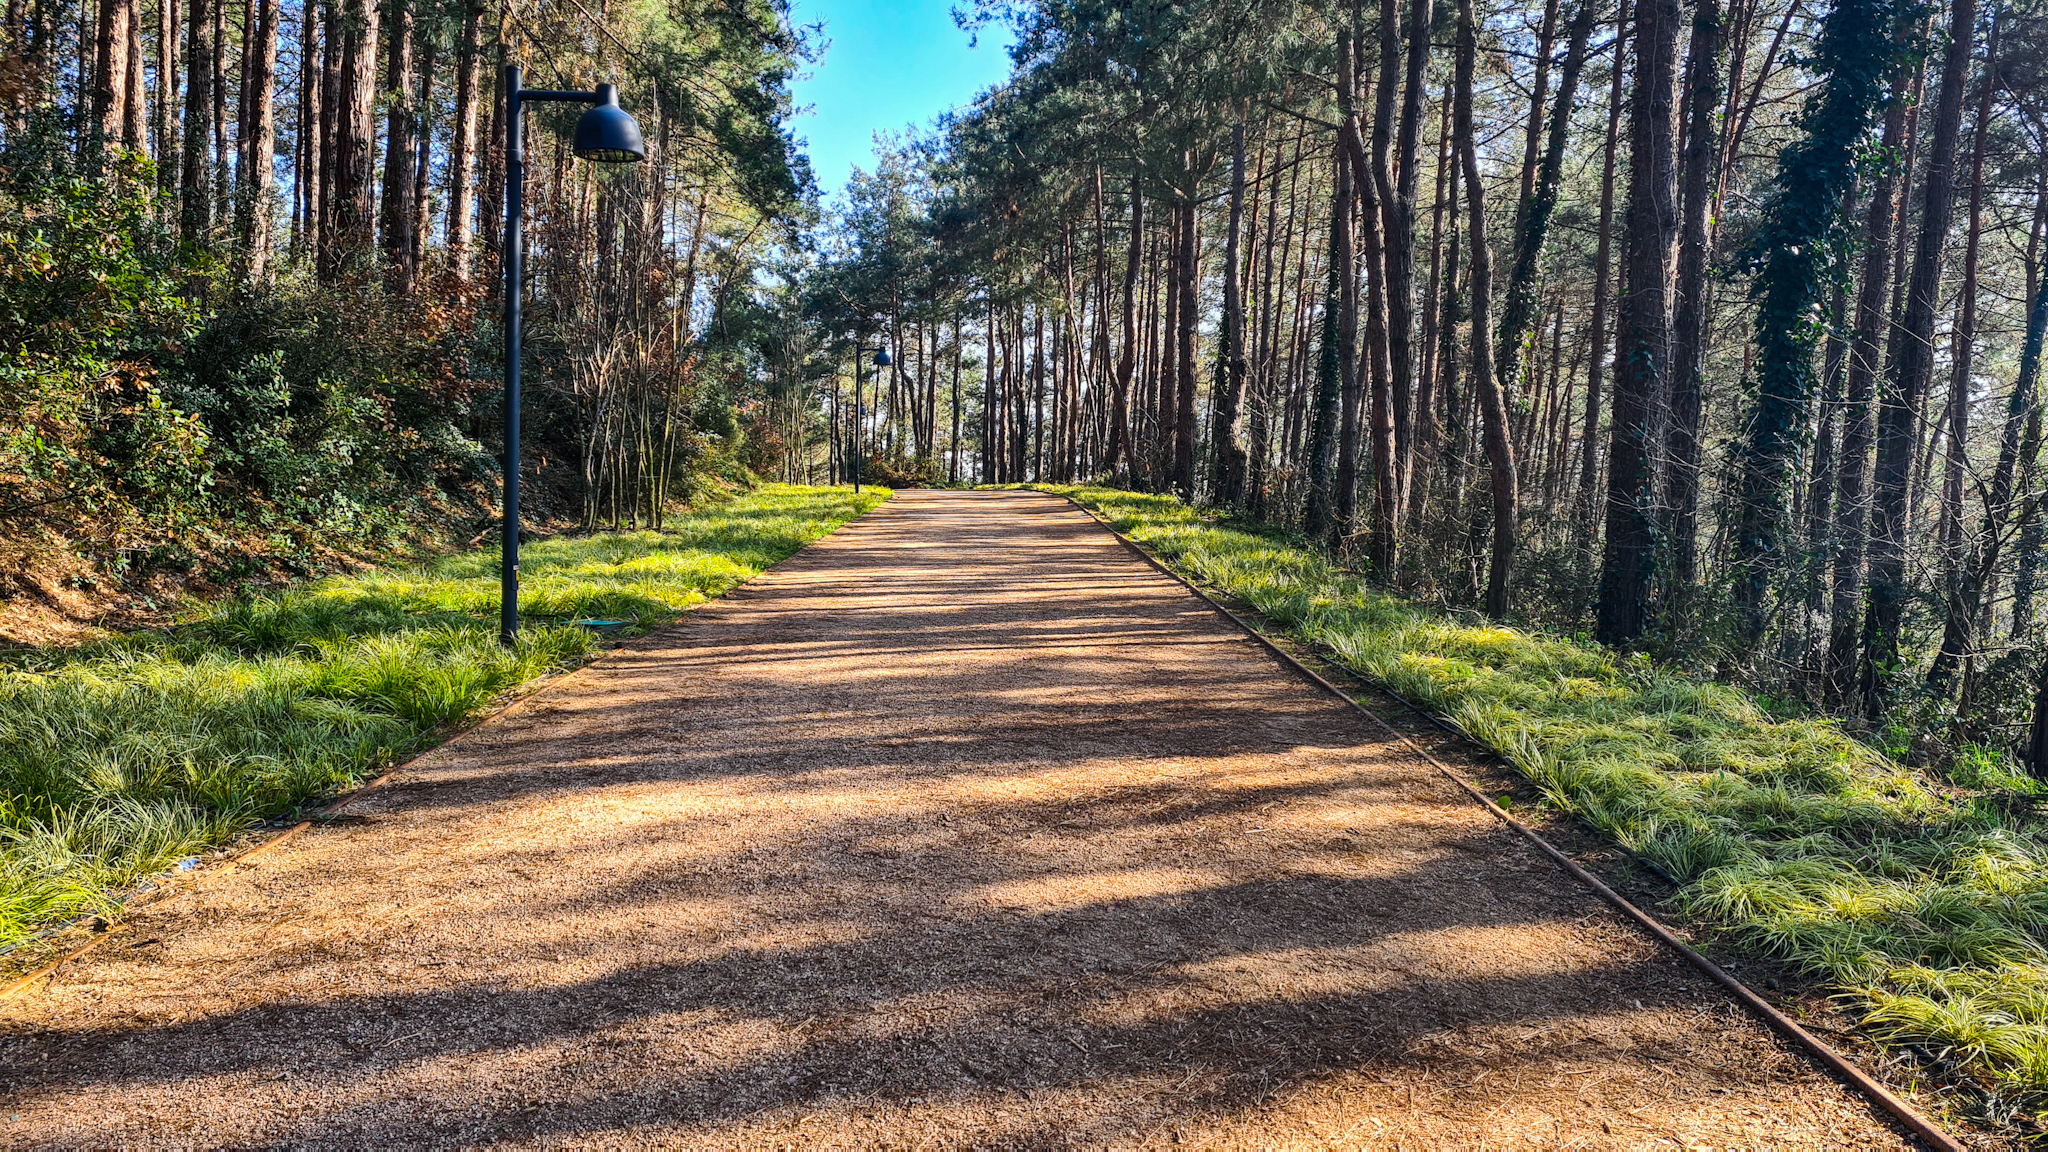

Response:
(1053, 491), (1963, 1152)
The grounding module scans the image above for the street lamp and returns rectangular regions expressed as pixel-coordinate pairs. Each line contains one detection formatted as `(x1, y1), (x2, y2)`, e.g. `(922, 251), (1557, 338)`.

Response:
(500, 64), (645, 645)
(850, 342), (891, 493)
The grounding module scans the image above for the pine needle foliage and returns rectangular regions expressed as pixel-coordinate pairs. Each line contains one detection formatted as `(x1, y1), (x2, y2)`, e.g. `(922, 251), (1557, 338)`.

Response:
(0, 484), (885, 951)
(1049, 483), (2048, 1105)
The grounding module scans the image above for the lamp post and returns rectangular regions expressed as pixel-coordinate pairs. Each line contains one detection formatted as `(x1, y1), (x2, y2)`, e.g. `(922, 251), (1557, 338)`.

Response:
(851, 342), (891, 493)
(500, 64), (645, 646)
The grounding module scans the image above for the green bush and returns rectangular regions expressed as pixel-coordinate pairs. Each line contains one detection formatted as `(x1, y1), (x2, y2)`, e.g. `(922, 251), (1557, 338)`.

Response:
(0, 126), (496, 573)
(0, 139), (209, 541)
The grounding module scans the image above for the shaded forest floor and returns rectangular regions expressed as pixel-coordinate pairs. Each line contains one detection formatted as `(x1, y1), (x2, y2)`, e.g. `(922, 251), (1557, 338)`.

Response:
(1, 490), (1924, 1146)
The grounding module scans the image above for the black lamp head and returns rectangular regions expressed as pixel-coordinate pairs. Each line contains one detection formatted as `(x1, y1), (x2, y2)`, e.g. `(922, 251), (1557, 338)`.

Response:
(574, 84), (645, 163)
(874, 348), (892, 368)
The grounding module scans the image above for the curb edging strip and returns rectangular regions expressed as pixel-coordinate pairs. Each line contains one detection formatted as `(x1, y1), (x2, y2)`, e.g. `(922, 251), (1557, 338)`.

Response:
(1055, 492), (1963, 1152)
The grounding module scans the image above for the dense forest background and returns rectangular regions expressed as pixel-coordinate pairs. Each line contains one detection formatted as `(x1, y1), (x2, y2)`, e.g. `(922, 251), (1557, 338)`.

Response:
(6, 0), (2048, 762)
(794, 0), (2048, 768)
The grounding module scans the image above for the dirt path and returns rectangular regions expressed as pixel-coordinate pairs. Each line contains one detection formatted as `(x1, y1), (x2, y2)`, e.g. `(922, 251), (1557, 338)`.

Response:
(1, 490), (1917, 1148)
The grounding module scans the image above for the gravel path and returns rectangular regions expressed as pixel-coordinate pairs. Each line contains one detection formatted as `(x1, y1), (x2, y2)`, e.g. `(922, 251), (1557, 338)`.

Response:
(1, 490), (1917, 1147)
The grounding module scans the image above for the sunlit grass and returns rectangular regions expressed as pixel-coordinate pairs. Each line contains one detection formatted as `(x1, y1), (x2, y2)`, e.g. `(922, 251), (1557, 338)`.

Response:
(1044, 483), (2048, 1106)
(0, 484), (887, 951)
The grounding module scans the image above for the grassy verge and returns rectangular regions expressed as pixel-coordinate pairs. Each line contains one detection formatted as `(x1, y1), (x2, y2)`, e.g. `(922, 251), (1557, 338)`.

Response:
(1045, 483), (2048, 1111)
(0, 483), (887, 952)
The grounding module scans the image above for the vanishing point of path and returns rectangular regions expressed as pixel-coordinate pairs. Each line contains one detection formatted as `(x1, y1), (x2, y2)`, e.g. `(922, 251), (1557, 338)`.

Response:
(3, 490), (1916, 1147)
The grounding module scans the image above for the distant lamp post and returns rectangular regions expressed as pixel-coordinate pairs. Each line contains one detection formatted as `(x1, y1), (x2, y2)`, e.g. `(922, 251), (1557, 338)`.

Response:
(851, 342), (891, 493)
(499, 65), (645, 646)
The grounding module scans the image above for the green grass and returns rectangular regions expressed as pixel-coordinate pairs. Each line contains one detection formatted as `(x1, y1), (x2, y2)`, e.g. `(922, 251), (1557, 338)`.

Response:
(0, 483), (887, 952)
(1044, 483), (2048, 1108)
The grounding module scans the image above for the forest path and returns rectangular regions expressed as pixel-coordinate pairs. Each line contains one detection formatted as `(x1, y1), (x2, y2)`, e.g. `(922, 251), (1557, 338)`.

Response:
(2, 489), (1911, 1148)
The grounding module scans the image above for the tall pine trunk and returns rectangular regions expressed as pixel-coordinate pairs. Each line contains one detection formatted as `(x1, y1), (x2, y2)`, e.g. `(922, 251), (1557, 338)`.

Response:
(445, 1), (482, 277)
(178, 0), (211, 243)
(1333, 33), (1365, 546)
(1578, 0), (1627, 540)
(156, 0), (179, 195)
(1594, 0), (1679, 646)
(1174, 197), (1199, 500)
(1662, 0), (1725, 606)
(1303, 140), (1351, 541)
(1386, 0), (1432, 529)
(1928, 15), (2000, 695)
(233, 0), (275, 276)
(322, 0), (379, 281)
(1211, 123), (1250, 507)
(1457, 0), (1514, 617)
(1494, 0), (1595, 462)
(378, 0), (416, 292)
(1822, 52), (1911, 706)
(1861, 0), (1975, 719)
(91, 0), (132, 155)
(1108, 174), (1142, 479)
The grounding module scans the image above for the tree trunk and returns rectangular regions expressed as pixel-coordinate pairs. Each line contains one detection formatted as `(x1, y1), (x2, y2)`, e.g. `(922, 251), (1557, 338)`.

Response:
(92, 0), (131, 154)
(1457, 0), (1514, 617)
(1410, 76), (1455, 534)
(2024, 653), (2048, 780)
(1174, 197), (1199, 501)
(1211, 123), (1250, 507)
(156, 0), (178, 193)
(1928, 16), (2001, 694)
(378, 0), (415, 292)
(1732, 0), (1898, 653)
(323, 0), (379, 281)
(1157, 211), (1180, 490)
(1303, 141), (1351, 541)
(950, 322), (962, 482)
(445, 0), (482, 277)
(408, 33), (434, 279)
(234, 0), (276, 276)
(1578, 0), (1627, 538)
(1387, 0), (1433, 525)
(1495, 0), (1595, 455)
(1033, 308), (1045, 481)
(476, 24), (503, 274)
(2007, 179), (2048, 639)
(1662, 0), (1725, 606)
(1822, 54), (1911, 707)
(1107, 173), (1141, 479)
(178, 0), (211, 243)
(1348, 36), (1393, 567)
(207, 0), (224, 222)
(1594, 0), (1678, 646)
(1517, 0), (1564, 224)
(983, 294), (998, 483)
(1333, 33), (1365, 546)
(1861, 0), (1976, 719)
(123, 0), (143, 147)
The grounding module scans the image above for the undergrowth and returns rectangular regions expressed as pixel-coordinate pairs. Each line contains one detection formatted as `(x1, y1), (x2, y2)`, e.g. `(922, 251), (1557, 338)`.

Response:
(0, 483), (886, 951)
(1045, 483), (2048, 1112)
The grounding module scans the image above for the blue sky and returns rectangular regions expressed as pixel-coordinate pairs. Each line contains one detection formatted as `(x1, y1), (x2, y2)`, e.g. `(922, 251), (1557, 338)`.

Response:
(786, 0), (1018, 204)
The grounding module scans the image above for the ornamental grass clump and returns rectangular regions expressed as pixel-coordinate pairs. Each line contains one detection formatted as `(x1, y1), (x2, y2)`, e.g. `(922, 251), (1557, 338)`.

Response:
(1047, 483), (2048, 1103)
(0, 484), (885, 951)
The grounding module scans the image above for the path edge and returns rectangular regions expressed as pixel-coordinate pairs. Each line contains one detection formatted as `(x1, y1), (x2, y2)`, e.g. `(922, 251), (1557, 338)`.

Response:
(1046, 489), (1962, 1152)
(0, 487), (894, 1002)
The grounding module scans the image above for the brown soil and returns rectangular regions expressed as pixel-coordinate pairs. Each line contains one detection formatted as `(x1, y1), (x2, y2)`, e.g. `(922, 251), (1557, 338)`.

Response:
(0, 490), (1923, 1148)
